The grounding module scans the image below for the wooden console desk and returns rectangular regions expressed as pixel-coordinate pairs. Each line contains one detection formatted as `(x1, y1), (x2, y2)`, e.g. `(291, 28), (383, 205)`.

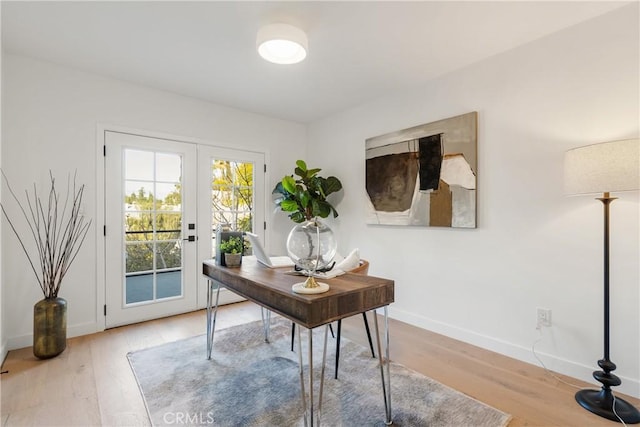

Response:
(202, 257), (395, 426)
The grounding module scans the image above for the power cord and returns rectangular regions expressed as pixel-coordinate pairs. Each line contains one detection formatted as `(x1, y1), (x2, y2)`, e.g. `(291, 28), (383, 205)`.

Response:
(613, 394), (627, 427)
(531, 328), (584, 389)
(532, 326), (627, 426)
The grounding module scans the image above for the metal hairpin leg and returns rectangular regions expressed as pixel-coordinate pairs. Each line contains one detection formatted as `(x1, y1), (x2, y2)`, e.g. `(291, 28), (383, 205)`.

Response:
(296, 323), (330, 427)
(296, 326), (308, 427)
(261, 308), (271, 343)
(373, 306), (392, 425)
(206, 279), (221, 360)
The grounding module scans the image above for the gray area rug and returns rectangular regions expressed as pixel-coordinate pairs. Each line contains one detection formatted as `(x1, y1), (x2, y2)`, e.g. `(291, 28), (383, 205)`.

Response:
(128, 318), (511, 427)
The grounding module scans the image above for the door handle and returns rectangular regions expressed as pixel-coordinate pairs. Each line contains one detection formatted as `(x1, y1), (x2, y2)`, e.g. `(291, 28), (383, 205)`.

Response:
(183, 235), (197, 242)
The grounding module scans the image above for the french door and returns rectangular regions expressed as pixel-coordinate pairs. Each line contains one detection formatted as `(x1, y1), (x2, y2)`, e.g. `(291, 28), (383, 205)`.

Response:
(105, 131), (197, 327)
(196, 146), (265, 308)
(104, 131), (264, 328)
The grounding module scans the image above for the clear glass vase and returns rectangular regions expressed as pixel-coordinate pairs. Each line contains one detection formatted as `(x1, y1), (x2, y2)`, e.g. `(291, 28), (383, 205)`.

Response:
(286, 218), (337, 293)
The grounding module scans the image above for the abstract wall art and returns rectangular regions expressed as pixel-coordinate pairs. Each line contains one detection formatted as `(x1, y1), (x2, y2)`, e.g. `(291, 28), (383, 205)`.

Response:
(365, 112), (477, 228)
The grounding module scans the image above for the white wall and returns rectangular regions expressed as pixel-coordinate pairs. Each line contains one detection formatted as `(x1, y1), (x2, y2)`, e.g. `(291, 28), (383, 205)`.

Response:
(1, 53), (305, 350)
(0, 8), (4, 365)
(308, 5), (640, 397)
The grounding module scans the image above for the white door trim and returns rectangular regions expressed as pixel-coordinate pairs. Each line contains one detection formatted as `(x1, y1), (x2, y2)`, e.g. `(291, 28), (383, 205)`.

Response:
(95, 123), (269, 330)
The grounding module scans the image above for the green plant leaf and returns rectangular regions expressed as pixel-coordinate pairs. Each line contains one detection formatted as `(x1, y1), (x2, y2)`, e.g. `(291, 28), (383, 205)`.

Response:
(273, 161), (341, 224)
(220, 236), (244, 254)
(312, 199), (331, 218)
(306, 168), (321, 179)
(272, 181), (285, 195)
(294, 167), (306, 179)
(300, 191), (311, 209)
(282, 175), (296, 194)
(280, 199), (299, 212)
(308, 176), (324, 196)
(289, 211), (306, 223)
(323, 176), (342, 195)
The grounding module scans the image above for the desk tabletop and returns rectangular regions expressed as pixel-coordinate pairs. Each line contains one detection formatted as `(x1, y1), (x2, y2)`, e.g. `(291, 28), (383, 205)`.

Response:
(203, 257), (394, 329)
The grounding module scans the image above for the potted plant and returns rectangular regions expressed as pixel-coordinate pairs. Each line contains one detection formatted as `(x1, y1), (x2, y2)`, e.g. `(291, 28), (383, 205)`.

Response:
(273, 160), (342, 292)
(0, 171), (91, 359)
(272, 160), (342, 223)
(219, 235), (245, 267)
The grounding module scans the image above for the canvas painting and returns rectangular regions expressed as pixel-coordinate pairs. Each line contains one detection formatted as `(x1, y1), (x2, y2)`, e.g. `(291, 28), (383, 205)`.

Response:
(365, 112), (477, 228)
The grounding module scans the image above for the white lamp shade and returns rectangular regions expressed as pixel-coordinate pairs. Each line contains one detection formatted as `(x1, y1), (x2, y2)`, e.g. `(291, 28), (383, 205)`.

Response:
(564, 139), (640, 195)
(257, 23), (308, 65)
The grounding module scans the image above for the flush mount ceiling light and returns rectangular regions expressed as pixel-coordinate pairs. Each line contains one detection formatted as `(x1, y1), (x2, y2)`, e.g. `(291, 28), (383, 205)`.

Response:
(257, 23), (308, 65)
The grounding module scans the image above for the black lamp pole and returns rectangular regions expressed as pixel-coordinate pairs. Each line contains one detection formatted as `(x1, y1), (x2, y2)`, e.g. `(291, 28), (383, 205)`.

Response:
(575, 193), (640, 423)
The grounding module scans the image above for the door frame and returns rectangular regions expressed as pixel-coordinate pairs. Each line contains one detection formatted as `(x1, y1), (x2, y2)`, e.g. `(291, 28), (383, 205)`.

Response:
(95, 124), (270, 330)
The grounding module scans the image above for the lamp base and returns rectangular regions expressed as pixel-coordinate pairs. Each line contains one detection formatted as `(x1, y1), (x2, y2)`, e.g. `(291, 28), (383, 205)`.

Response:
(576, 388), (640, 424)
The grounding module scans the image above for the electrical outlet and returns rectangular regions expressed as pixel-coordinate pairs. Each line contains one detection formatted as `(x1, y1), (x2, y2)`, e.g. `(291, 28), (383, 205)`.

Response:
(537, 308), (552, 327)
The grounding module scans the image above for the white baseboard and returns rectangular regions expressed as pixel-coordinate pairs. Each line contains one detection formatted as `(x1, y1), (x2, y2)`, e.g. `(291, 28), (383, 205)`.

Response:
(0, 340), (7, 368)
(6, 321), (101, 352)
(7, 290), (247, 352)
(386, 306), (640, 399)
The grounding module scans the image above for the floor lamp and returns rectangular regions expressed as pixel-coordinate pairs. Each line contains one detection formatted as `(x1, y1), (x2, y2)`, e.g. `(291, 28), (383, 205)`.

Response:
(564, 138), (640, 424)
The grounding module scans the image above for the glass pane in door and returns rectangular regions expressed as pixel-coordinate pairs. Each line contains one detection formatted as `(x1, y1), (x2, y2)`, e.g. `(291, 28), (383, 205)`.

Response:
(210, 160), (254, 256)
(124, 149), (183, 305)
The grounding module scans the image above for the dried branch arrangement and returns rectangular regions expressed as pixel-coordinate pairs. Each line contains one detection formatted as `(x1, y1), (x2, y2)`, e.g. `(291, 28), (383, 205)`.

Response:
(1, 171), (91, 298)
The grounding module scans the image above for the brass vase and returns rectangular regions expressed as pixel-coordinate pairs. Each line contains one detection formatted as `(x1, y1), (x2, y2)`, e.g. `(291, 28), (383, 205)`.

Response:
(33, 297), (67, 359)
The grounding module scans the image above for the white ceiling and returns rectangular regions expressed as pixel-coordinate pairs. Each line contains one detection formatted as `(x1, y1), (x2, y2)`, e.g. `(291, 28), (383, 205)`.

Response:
(1, 1), (629, 123)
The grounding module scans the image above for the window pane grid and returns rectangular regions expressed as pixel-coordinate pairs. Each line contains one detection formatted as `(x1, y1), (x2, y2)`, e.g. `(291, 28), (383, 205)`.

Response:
(210, 160), (255, 257)
(124, 149), (184, 305)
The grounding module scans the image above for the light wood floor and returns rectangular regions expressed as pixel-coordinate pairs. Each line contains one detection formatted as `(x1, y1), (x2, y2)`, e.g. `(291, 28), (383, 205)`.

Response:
(1, 301), (638, 426)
